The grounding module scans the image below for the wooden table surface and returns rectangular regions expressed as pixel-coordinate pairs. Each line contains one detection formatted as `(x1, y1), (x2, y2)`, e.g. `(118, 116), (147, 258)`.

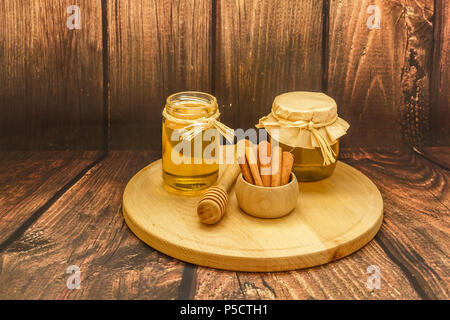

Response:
(0, 148), (448, 300)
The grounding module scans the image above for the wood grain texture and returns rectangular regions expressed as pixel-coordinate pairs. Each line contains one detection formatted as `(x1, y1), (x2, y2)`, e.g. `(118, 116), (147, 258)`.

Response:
(0, 149), (447, 299)
(215, 0), (324, 130)
(327, 0), (434, 147)
(107, 0), (212, 150)
(418, 147), (449, 209)
(0, 0), (442, 151)
(193, 148), (449, 299)
(0, 0), (104, 150)
(0, 152), (184, 299)
(430, 0), (450, 145)
(342, 148), (449, 299)
(414, 146), (450, 170)
(123, 159), (383, 272)
(0, 152), (102, 245)
(195, 242), (421, 299)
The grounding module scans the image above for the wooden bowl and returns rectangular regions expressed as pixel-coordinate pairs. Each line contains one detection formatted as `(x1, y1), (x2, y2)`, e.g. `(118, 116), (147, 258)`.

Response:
(234, 173), (299, 218)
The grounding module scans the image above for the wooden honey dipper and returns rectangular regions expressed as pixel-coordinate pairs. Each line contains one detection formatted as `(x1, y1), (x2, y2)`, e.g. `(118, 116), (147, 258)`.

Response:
(197, 163), (241, 224)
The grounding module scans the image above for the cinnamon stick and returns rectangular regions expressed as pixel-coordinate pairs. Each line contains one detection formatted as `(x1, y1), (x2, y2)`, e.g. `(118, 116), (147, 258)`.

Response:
(245, 140), (264, 186)
(281, 151), (294, 185)
(237, 154), (254, 184)
(258, 141), (272, 187)
(236, 140), (254, 184)
(271, 146), (283, 187)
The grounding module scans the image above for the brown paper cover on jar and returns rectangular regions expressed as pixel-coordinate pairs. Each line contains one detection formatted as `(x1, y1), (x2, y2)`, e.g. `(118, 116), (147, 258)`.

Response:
(256, 91), (349, 150)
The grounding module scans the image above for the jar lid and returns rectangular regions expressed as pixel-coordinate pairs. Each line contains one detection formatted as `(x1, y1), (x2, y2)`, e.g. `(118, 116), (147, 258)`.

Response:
(272, 91), (337, 123)
(256, 91), (350, 165)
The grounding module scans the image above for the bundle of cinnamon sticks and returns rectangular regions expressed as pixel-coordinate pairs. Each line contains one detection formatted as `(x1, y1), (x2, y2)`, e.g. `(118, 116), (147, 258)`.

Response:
(237, 139), (294, 187)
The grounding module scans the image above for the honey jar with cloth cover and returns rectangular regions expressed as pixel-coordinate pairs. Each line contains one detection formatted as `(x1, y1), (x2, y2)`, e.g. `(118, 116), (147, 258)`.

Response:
(256, 91), (350, 181)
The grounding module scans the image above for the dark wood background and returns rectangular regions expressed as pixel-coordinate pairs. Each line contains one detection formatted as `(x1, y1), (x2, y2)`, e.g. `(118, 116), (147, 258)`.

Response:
(0, 1), (448, 300)
(0, 0), (448, 150)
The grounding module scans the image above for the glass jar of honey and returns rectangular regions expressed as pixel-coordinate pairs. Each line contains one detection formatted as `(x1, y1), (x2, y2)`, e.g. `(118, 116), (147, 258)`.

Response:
(256, 92), (349, 182)
(277, 140), (339, 181)
(162, 92), (232, 191)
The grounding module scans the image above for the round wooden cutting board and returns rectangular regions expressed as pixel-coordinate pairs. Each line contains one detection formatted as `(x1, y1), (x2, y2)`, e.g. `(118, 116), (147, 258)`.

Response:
(123, 160), (383, 272)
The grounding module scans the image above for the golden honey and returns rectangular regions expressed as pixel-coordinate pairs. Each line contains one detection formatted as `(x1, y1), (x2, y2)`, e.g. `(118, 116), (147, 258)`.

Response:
(278, 140), (339, 182)
(162, 92), (219, 191)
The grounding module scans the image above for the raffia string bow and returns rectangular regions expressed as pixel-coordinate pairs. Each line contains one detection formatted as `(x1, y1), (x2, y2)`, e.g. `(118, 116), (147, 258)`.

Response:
(256, 112), (338, 166)
(162, 108), (234, 143)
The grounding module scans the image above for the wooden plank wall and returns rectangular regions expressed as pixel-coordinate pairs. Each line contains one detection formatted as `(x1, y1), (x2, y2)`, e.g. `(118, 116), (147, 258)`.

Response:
(215, 0), (324, 130)
(0, 0), (104, 150)
(107, 0), (212, 149)
(327, 0), (434, 147)
(431, 0), (450, 146)
(0, 0), (447, 150)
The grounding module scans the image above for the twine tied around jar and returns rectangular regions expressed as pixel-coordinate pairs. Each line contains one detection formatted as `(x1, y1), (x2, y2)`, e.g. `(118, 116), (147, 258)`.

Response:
(162, 108), (235, 143)
(256, 112), (339, 166)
